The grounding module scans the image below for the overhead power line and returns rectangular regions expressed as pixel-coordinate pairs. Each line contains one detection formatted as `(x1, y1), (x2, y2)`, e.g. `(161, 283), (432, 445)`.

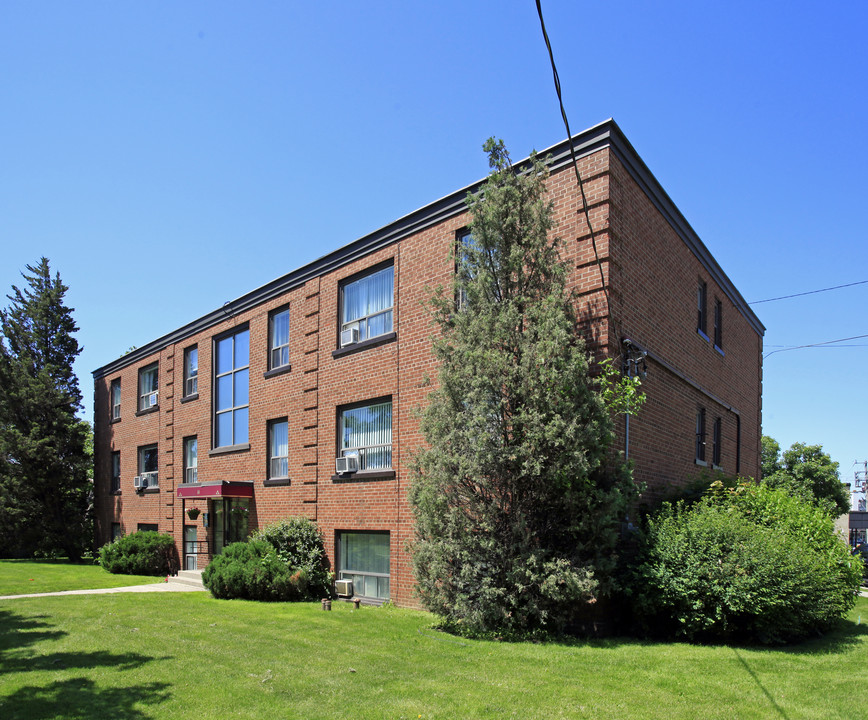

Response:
(763, 333), (868, 359)
(534, 0), (613, 337)
(750, 280), (868, 305)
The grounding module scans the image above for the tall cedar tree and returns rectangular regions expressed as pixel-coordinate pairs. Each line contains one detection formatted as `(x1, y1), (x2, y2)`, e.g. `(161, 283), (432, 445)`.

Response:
(410, 140), (636, 635)
(0, 259), (90, 560)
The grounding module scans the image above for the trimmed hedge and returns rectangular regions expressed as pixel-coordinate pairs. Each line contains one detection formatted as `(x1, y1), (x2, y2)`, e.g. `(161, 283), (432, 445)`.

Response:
(203, 518), (333, 602)
(202, 540), (311, 601)
(99, 531), (179, 576)
(633, 481), (860, 644)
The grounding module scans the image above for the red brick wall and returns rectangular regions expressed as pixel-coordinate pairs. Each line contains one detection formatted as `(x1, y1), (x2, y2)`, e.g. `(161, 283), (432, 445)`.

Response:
(93, 143), (762, 606)
(607, 153), (762, 496)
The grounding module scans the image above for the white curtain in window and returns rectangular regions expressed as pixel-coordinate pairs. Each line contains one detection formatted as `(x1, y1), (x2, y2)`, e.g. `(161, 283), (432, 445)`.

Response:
(342, 533), (389, 575)
(342, 267), (393, 325)
(272, 311), (289, 348)
(341, 402), (391, 469)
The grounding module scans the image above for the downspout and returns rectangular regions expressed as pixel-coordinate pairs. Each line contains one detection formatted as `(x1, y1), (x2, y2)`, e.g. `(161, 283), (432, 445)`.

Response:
(623, 337), (741, 473)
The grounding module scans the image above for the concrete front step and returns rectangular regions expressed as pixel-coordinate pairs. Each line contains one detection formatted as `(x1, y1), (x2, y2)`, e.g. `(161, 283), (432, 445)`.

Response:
(168, 569), (206, 590)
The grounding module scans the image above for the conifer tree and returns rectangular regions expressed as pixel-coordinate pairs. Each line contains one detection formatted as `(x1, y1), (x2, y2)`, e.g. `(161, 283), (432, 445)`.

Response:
(410, 140), (637, 635)
(0, 258), (90, 560)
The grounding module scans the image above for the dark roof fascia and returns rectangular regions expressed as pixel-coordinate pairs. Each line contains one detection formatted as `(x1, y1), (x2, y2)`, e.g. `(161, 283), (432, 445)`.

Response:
(93, 119), (762, 380)
(601, 122), (765, 337)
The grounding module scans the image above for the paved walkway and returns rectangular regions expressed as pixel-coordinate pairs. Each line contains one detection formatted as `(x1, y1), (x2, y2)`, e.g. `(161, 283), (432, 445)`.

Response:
(0, 581), (206, 600)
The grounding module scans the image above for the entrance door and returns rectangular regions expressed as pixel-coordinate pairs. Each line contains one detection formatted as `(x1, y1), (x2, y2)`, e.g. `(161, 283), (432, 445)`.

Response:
(210, 498), (250, 555)
(184, 526), (198, 570)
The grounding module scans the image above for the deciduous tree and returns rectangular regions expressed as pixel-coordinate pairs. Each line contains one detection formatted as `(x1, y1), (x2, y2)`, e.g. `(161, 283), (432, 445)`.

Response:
(761, 436), (848, 516)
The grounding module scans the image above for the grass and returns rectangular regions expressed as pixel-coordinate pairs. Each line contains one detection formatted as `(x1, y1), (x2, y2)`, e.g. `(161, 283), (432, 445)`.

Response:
(0, 559), (163, 596)
(1, 575), (867, 720)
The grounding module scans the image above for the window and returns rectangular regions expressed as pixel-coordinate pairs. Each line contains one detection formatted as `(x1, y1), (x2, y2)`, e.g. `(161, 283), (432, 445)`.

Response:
(268, 419), (289, 479)
(214, 328), (250, 448)
(111, 451), (121, 493)
(713, 299), (723, 349)
(269, 308), (290, 370)
(456, 229), (475, 309)
(110, 379), (121, 420)
(339, 400), (392, 471)
(340, 265), (394, 346)
(184, 346), (198, 397)
(138, 444), (158, 487)
(695, 409), (706, 464)
(338, 532), (390, 600)
(138, 364), (159, 411)
(184, 437), (198, 484)
(712, 417), (722, 467)
(111, 523), (122, 542)
(137, 523), (158, 533)
(697, 280), (708, 337)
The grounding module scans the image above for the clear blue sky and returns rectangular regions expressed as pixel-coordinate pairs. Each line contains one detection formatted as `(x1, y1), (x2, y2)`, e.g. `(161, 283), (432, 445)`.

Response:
(2, 2), (867, 491)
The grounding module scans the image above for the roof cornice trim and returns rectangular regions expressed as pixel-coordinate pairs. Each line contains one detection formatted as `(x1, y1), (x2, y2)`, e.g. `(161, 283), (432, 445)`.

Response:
(94, 119), (762, 379)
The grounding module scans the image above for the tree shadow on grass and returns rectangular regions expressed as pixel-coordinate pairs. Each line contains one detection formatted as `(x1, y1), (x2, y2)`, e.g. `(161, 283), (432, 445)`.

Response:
(0, 608), (66, 653)
(0, 606), (172, 720)
(0, 678), (171, 720)
(2, 649), (157, 674)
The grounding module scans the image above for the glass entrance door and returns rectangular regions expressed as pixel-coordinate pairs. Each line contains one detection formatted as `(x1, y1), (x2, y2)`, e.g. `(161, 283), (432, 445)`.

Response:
(210, 498), (250, 555)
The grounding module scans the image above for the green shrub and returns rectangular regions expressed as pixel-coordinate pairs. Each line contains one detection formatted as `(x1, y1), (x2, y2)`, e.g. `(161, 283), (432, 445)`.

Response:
(202, 540), (311, 601)
(251, 517), (333, 599)
(633, 482), (860, 644)
(98, 531), (179, 576)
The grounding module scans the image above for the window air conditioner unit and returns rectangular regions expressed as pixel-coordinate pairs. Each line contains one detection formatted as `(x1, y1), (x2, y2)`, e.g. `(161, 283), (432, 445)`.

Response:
(140, 471), (159, 488)
(340, 327), (360, 347)
(134, 476), (143, 489)
(335, 456), (359, 474)
(149, 392), (158, 406)
(335, 579), (353, 597)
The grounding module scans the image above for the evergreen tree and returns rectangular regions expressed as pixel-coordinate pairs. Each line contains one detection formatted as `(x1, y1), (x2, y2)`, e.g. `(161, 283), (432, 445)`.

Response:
(409, 140), (637, 635)
(0, 258), (90, 560)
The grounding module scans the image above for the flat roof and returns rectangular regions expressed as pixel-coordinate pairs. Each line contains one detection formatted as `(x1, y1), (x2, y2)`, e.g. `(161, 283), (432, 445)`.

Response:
(94, 118), (764, 380)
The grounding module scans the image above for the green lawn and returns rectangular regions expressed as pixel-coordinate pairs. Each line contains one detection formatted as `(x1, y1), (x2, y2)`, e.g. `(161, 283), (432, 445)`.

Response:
(0, 559), (163, 596)
(1, 585), (866, 720)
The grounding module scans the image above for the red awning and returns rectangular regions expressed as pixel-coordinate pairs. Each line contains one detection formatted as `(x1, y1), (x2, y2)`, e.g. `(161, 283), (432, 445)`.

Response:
(177, 481), (254, 499)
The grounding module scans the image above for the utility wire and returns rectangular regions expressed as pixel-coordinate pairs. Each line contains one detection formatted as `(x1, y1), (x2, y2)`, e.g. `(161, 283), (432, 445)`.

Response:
(763, 333), (868, 359)
(750, 279), (868, 305)
(535, 0), (614, 338)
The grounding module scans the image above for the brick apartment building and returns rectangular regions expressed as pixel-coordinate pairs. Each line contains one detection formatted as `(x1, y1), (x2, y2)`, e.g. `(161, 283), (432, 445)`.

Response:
(92, 119), (764, 606)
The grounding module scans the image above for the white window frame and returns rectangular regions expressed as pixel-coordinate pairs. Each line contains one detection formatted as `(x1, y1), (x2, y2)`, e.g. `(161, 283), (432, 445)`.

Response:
(338, 400), (392, 471)
(338, 532), (390, 601)
(269, 308), (290, 370)
(268, 419), (289, 479)
(184, 347), (198, 397)
(184, 437), (198, 484)
(138, 364), (159, 411)
(214, 328), (250, 448)
(110, 379), (121, 420)
(138, 444), (159, 488)
(340, 265), (394, 346)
